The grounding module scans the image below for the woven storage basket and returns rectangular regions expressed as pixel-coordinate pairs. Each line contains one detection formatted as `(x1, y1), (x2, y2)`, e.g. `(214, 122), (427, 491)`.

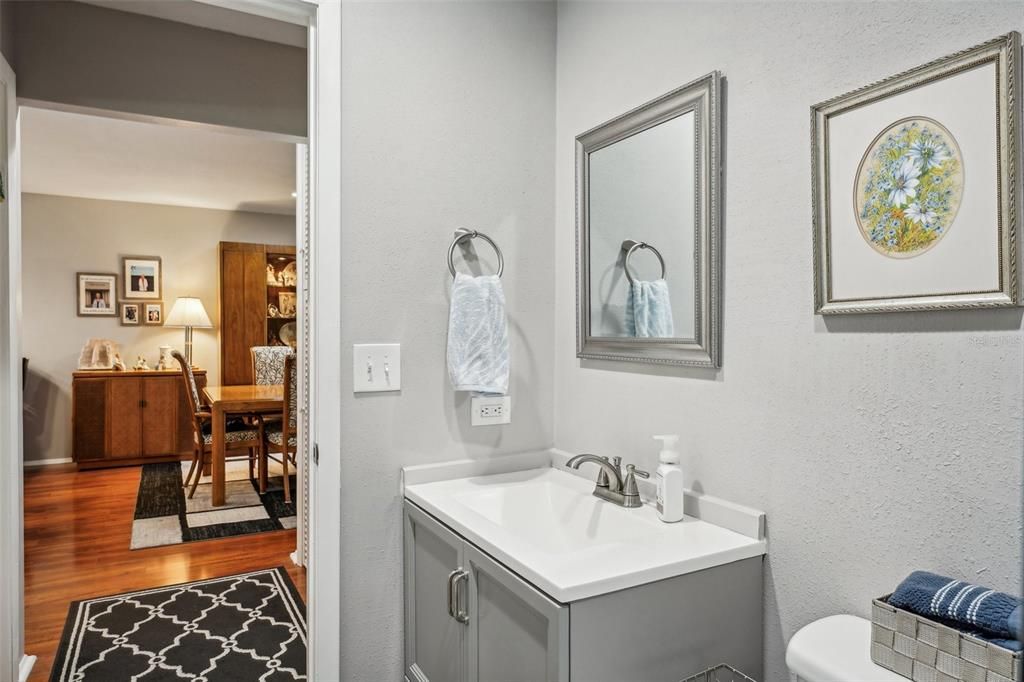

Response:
(871, 595), (1022, 682)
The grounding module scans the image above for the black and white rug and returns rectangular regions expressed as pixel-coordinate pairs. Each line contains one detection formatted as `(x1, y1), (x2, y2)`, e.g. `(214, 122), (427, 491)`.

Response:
(50, 567), (306, 681)
(131, 461), (297, 549)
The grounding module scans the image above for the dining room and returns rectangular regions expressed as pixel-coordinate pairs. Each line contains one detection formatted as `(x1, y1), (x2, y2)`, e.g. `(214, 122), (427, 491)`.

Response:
(17, 102), (308, 678)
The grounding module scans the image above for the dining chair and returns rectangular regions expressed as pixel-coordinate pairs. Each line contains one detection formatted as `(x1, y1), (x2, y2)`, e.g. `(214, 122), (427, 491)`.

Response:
(261, 354), (298, 503)
(251, 346), (294, 386)
(173, 350), (262, 499)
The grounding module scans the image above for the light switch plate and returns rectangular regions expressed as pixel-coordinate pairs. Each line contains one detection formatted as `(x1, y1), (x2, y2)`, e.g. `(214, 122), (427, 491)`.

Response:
(471, 395), (511, 426)
(353, 343), (401, 393)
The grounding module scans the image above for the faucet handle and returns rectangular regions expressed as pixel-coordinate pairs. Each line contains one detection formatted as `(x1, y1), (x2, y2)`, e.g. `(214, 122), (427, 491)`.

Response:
(596, 456), (611, 488)
(622, 463), (650, 498)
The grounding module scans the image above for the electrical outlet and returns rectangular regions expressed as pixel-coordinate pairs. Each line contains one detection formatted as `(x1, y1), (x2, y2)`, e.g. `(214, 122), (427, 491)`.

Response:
(471, 396), (511, 426)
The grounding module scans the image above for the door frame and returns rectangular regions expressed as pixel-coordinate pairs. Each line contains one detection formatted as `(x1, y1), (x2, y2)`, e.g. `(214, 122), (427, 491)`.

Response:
(0, 1), (342, 680)
(0, 48), (28, 682)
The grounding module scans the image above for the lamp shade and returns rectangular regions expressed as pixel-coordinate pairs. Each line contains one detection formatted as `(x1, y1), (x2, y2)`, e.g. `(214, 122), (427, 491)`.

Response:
(164, 297), (213, 328)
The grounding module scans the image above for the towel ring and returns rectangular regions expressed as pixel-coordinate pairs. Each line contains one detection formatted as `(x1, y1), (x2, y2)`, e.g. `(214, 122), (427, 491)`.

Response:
(621, 240), (666, 285)
(448, 228), (504, 279)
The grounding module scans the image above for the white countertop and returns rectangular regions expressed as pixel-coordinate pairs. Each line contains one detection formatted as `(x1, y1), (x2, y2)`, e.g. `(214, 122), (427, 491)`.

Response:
(404, 466), (766, 603)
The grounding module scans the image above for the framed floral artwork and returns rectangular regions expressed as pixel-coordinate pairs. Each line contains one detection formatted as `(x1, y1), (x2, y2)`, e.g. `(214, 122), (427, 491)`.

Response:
(812, 32), (1020, 314)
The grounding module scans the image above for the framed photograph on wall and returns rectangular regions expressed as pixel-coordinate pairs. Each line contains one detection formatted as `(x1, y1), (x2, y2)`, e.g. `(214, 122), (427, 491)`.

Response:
(121, 255), (162, 300)
(143, 302), (163, 325)
(811, 32), (1020, 314)
(77, 273), (117, 316)
(120, 303), (140, 326)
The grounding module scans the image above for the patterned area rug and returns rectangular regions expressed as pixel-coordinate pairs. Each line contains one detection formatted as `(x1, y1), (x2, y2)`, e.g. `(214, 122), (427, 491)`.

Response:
(50, 567), (306, 681)
(131, 461), (297, 549)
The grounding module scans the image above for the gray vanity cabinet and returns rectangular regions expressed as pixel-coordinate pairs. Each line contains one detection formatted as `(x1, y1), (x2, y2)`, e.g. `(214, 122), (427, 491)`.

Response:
(404, 503), (467, 682)
(404, 500), (763, 682)
(404, 502), (568, 682)
(464, 544), (568, 682)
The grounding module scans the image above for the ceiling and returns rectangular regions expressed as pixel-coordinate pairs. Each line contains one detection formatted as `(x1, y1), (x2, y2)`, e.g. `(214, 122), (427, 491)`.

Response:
(21, 107), (297, 216)
(75, 0), (307, 48)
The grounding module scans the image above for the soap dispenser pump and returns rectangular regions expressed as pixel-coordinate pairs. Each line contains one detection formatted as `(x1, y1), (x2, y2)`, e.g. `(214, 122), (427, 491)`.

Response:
(654, 434), (684, 522)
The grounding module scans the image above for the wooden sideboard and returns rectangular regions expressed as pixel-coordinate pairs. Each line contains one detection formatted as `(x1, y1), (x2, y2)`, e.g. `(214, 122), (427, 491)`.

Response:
(72, 369), (206, 469)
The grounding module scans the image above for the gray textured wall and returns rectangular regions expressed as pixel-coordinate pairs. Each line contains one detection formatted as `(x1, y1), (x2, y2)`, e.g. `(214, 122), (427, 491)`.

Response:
(553, 3), (1023, 679)
(339, 1), (557, 678)
(5, 1), (306, 137)
(21, 194), (294, 463)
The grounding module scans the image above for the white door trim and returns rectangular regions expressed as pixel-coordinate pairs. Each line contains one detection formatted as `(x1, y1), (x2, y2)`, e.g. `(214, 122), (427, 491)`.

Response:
(0, 2), (342, 680)
(0, 50), (25, 682)
(303, 3), (343, 676)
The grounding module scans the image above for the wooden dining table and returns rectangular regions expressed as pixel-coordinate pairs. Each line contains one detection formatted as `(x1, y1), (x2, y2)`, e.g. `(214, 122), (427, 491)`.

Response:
(201, 384), (284, 507)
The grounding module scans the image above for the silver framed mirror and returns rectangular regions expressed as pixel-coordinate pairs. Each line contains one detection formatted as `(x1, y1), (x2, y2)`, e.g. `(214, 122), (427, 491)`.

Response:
(576, 71), (722, 367)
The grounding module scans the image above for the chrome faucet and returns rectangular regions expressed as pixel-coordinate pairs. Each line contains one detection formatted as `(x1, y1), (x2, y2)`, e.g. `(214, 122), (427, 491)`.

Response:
(565, 454), (649, 508)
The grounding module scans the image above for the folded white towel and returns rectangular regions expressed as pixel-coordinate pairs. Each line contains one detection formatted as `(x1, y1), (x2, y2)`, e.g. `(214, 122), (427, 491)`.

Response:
(447, 273), (509, 394)
(625, 279), (675, 338)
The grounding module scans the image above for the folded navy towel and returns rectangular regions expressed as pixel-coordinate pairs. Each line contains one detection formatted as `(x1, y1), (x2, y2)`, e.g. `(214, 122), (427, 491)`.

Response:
(890, 571), (1022, 642)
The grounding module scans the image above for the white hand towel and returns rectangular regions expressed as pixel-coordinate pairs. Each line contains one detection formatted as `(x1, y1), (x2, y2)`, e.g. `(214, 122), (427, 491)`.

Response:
(624, 279), (675, 338)
(447, 273), (509, 394)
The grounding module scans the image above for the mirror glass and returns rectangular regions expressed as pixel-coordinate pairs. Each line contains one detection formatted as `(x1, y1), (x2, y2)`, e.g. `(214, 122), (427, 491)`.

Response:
(587, 112), (695, 339)
(576, 72), (721, 368)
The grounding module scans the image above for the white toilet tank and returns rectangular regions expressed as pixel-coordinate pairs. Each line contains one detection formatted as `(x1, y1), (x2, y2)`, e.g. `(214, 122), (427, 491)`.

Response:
(786, 615), (906, 681)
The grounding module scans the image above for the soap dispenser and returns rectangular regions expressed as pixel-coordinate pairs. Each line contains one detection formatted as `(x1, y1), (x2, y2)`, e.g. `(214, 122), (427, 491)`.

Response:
(654, 434), (684, 522)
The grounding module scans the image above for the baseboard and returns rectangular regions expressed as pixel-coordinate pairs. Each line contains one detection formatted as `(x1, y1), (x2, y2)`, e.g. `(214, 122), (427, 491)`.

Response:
(23, 457), (72, 468)
(19, 655), (36, 682)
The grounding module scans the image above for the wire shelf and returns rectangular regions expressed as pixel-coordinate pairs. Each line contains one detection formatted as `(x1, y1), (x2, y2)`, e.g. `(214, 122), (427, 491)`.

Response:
(680, 664), (758, 682)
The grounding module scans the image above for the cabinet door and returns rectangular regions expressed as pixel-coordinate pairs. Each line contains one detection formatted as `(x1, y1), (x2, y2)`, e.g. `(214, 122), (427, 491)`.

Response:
(107, 378), (142, 458)
(464, 544), (568, 682)
(72, 378), (108, 461)
(142, 377), (178, 456)
(404, 502), (466, 682)
(220, 244), (267, 385)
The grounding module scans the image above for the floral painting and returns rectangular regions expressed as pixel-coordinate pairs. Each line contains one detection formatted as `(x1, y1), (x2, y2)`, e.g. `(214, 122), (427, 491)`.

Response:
(854, 117), (964, 258)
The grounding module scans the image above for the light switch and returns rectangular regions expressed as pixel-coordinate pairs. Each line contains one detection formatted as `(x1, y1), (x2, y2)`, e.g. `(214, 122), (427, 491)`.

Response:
(353, 343), (401, 393)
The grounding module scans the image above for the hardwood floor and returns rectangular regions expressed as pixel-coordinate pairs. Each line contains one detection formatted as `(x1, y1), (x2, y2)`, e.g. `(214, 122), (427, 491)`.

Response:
(23, 464), (305, 681)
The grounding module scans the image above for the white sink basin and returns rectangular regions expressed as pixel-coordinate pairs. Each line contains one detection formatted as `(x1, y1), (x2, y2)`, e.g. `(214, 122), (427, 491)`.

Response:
(405, 467), (766, 602)
(452, 473), (664, 554)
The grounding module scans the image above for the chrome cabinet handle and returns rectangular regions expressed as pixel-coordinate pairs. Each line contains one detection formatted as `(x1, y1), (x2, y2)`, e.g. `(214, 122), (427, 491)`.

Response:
(446, 569), (460, 619)
(453, 569), (469, 624)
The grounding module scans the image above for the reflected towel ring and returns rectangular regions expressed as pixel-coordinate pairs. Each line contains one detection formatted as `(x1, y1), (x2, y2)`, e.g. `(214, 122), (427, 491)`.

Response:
(448, 228), (504, 279)
(621, 240), (666, 285)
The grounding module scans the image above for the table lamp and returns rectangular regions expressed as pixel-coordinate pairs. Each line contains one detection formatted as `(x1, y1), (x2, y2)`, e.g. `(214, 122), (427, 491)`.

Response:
(164, 296), (213, 367)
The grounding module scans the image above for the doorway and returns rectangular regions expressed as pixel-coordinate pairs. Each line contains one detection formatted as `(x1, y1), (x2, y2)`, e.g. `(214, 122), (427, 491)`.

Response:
(0, 2), (342, 680)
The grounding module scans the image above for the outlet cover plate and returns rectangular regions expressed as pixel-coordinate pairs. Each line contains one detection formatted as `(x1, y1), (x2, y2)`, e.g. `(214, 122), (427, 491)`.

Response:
(471, 395), (511, 426)
(353, 343), (401, 393)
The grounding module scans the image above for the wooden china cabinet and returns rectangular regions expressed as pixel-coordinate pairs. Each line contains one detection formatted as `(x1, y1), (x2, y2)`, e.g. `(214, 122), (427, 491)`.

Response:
(219, 241), (298, 385)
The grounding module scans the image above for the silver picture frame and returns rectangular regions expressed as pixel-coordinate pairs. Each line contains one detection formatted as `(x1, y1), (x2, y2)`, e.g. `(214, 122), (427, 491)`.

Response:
(575, 71), (722, 367)
(811, 32), (1021, 315)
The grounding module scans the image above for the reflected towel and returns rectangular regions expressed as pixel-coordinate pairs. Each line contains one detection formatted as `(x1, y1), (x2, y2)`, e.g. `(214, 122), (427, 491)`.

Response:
(625, 279), (674, 338)
(447, 273), (509, 394)
(890, 571), (1023, 645)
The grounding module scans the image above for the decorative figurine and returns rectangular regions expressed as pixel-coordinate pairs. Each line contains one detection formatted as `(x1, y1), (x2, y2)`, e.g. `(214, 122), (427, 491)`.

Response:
(280, 261), (298, 287)
(266, 263), (281, 286)
(133, 355), (150, 371)
(156, 346), (174, 371)
(112, 353), (126, 371)
(77, 338), (120, 370)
